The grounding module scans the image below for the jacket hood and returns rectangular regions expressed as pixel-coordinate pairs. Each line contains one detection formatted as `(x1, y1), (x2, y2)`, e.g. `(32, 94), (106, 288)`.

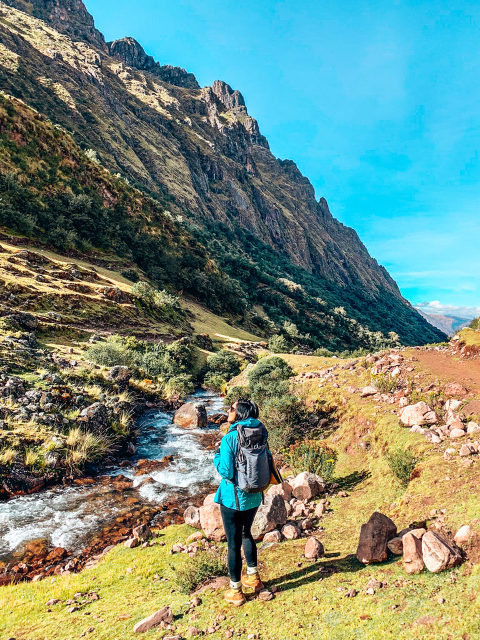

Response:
(229, 418), (262, 432)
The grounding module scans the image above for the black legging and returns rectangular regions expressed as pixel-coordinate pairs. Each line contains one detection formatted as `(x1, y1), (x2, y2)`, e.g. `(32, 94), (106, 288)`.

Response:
(220, 504), (258, 582)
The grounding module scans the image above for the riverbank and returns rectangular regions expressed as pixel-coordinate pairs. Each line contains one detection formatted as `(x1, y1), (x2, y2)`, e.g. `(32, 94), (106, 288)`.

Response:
(0, 391), (224, 586)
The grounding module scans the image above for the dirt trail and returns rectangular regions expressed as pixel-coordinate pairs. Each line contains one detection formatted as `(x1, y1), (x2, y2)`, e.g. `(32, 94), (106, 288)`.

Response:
(411, 348), (480, 395)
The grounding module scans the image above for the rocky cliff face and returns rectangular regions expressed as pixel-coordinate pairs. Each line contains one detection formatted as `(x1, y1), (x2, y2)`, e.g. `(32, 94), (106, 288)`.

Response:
(3, 0), (106, 49)
(0, 0), (446, 346)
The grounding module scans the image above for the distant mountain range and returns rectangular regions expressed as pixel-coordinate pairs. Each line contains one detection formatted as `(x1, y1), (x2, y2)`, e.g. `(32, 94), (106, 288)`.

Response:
(416, 310), (470, 336)
(0, 0), (446, 348)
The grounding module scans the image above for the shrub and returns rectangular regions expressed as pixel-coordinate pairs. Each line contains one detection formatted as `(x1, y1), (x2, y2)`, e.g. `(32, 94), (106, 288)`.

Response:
(174, 550), (227, 594)
(132, 281), (180, 313)
(85, 337), (138, 368)
(205, 350), (241, 380)
(261, 392), (307, 450)
(248, 356), (294, 391)
(24, 447), (45, 471)
(287, 441), (337, 480)
(387, 449), (417, 486)
(203, 372), (227, 391)
(372, 373), (397, 394)
(268, 334), (290, 353)
(224, 385), (251, 408)
(121, 268), (140, 282)
(163, 374), (195, 398)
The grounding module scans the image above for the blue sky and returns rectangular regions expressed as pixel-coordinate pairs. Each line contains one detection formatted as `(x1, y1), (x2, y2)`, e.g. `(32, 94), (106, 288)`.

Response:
(86, 0), (480, 318)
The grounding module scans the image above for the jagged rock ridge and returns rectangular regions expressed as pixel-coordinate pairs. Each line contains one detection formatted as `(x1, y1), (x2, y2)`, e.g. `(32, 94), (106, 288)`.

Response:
(0, 0), (446, 346)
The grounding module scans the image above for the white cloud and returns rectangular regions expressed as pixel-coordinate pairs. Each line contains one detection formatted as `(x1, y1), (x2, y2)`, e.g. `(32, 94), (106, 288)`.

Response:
(414, 300), (480, 319)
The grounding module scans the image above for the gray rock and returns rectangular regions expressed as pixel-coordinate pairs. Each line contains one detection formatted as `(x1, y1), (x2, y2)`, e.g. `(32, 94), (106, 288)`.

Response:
(356, 512), (397, 564)
(251, 493), (288, 540)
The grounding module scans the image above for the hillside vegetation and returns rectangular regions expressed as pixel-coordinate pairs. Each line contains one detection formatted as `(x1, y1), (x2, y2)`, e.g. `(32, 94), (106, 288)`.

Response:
(0, 0), (446, 348)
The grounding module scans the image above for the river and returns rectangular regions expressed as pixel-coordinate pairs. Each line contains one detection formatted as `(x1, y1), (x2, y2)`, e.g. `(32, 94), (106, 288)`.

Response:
(0, 390), (223, 563)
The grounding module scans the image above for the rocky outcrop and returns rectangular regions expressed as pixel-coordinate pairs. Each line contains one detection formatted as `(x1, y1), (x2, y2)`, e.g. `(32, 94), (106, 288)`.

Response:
(108, 37), (199, 88)
(3, 0), (107, 50)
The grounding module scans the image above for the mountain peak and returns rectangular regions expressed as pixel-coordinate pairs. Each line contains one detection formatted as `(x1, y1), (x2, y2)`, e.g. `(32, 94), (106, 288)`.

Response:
(2, 0), (107, 50)
(211, 80), (246, 109)
(108, 36), (199, 89)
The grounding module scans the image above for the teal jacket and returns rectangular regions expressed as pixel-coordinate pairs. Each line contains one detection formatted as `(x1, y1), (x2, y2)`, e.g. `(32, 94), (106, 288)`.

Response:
(213, 418), (266, 511)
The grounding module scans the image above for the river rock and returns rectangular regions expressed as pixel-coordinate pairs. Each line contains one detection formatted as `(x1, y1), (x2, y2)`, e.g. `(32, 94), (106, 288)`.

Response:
(304, 537), (324, 559)
(356, 512), (397, 564)
(184, 505), (201, 528)
(251, 493), (288, 539)
(400, 402), (437, 427)
(78, 402), (109, 433)
(402, 529), (426, 574)
(133, 606), (173, 633)
(199, 502), (225, 541)
(422, 531), (462, 573)
(290, 472), (325, 500)
(132, 524), (152, 541)
(173, 402), (207, 428)
(107, 365), (131, 389)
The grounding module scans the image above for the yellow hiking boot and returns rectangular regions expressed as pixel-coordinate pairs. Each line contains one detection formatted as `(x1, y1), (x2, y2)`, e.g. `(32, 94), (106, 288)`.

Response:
(224, 587), (246, 607)
(241, 572), (264, 593)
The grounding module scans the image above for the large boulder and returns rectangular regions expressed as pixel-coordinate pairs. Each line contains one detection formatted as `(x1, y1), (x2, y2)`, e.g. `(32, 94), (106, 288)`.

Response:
(251, 493), (288, 540)
(199, 502), (225, 541)
(400, 402), (437, 427)
(266, 481), (293, 502)
(356, 512), (397, 564)
(290, 472), (325, 501)
(173, 402), (207, 428)
(402, 528), (426, 574)
(422, 531), (462, 573)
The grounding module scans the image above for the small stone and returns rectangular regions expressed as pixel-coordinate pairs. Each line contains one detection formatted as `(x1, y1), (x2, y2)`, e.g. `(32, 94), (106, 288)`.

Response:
(282, 523), (300, 540)
(345, 588), (358, 597)
(437, 596), (445, 604)
(133, 606), (173, 633)
(124, 538), (139, 548)
(454, 525), (472, 545)
(258, 589), (274, 601)
(387, 536), (403, 555)
(187, 627), (200, 637)
(450, 428), (466, 439)
(263, 530), (282, 544)
(304, 537), (324, 559)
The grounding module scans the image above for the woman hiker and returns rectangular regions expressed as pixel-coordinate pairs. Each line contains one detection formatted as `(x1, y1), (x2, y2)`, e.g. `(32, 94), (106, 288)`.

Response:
(213, 398), (274, 606)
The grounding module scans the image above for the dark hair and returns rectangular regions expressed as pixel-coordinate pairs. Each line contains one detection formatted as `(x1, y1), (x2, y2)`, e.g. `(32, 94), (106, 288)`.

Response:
(234, 398), (259, 421)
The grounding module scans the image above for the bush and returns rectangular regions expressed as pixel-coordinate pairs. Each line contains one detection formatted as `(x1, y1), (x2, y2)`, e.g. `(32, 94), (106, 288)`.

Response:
(121, 268), (140, 282)
(287, 441), (337, 480)
(85, 337), (138, 368)
(205, 350), (241, 380)
(387, 449), (417, 486)
(248, 356), (294, 391)
(163, 374), (195, 398)
(224, 385), (251, 408)
(203, 372), (227, 391)
(132, 281), (180, 314)
(261, 392), (307, 450)
(372, 373), (397, 394)
(268, 334), (290, 353)
(174, 550), (227, 594)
